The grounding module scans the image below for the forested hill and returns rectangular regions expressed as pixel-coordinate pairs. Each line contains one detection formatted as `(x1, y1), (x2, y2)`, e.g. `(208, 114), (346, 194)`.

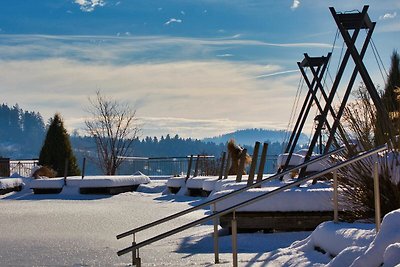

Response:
(203, 128), (309, 146)
(0, 103), (303, 162)
(0, 104), (46, 158)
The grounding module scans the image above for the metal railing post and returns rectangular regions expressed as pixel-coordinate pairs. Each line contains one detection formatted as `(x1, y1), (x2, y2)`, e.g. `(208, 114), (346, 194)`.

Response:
(374, 161), (381, 232)
(232, 210), (238, 267)
(333, 169), (338, 223)
(213, 203), (220, 264)
(132, 233), (141, 266)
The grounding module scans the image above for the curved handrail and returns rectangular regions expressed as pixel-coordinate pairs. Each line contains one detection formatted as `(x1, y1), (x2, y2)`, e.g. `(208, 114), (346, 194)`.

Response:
(117, 144), (386, 256)
(116, 147), (345, 240)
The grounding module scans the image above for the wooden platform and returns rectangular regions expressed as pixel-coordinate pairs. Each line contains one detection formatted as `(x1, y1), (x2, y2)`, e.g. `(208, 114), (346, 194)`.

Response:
(0, 185), (22, 195)
(220, 211), (334, 232)
(32, 188), (63, 194)
(80, 184), (139, 195)
(187, 188), (208, 197)
(168, 186), (181, 194)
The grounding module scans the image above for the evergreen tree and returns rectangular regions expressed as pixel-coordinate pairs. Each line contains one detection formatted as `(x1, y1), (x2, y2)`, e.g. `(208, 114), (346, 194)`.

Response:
(39, 113), (80, 176)
(382, 50), (400, 112)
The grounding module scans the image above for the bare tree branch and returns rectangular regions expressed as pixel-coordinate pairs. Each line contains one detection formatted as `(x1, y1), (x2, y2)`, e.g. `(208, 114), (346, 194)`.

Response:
(85, 91), (140, 175)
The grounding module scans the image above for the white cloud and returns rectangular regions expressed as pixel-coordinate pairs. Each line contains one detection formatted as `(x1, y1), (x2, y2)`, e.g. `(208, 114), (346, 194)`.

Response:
(0, 58), (301, 138)
(379, 12), (397, 20)
(74, 0), (106, 12)
(164, 18), (182, 26)
(216, 54), (233, 57)
(291, 0), (300, 10)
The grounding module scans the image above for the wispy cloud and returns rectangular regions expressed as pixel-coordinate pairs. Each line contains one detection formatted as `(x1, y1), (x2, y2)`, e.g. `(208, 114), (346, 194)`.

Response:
(0, 58), (300, 138)
(0, 34), (332, 66)
(256, 69), (299, 79)
(164, 18), (182, 25)
(216, 54), (233, 57)
(291, 0), (300, 10)
(74, 0), (106, 12)
(379, 12), (397, 20)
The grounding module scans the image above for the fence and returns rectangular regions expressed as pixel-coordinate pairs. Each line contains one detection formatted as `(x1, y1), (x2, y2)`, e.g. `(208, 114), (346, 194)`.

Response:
(119, 154), (279, 176)
(10, 159), (39, 177)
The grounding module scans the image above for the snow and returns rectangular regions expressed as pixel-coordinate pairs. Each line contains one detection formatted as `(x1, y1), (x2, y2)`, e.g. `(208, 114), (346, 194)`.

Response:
(201, 176), (220, 191)
(166, 175), (186, 187)
(186, 175), (217, 189)
(0, 177), (24, 189)
(68, 174), (150, 187)
(1, 176), (400, 266)
(210, 184), (334, 212)
(28, 174), (150, 189)
(29, 177), (65, 189)
(277, 153), (304, 168)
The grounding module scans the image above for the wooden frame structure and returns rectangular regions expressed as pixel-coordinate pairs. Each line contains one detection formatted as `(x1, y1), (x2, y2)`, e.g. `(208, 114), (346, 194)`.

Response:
(283, 5), (392, 176)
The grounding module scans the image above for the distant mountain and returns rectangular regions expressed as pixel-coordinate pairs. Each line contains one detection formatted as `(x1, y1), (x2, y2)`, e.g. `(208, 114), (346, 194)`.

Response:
(203, 128), (309, 146)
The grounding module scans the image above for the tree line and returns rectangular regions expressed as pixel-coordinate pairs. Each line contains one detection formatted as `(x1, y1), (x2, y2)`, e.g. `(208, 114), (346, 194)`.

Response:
(0, 104), (45, 158)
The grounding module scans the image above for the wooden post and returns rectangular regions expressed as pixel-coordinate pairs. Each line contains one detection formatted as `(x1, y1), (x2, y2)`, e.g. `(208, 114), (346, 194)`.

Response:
(64, 158), (69, 186)
(224, 152), (231, 179)
(374, 161), (381, 232)
(81, 157), (86, 179)
(213, 203), (220, 264)
(232, 211), (238, 267)
(193, 155), (201, 177)
(247, 142), (260, 186)
(236, 148), (247, 182)
(185, 155), (193, 181)
(333, 169), (338, 223)
(218, 152), (226, 180)
(255, 143), (268, 188)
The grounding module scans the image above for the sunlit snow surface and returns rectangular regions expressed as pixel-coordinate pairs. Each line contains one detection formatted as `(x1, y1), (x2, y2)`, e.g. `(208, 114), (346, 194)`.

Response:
(1, 176), (400, 266)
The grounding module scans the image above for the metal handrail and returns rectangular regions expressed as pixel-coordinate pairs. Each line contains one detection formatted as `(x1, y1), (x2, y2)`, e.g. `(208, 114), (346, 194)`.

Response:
(117, 144), (386, 257)
(116, 147), (344, 240)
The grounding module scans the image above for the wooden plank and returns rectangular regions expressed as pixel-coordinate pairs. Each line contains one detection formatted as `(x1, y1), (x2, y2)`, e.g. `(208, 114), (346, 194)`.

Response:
(220, 211), (335, 231)
(247, 142), (260, 186)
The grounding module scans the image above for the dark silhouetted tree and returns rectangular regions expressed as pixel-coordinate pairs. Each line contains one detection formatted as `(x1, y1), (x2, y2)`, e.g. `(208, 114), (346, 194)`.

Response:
(39, 113), (80, 176)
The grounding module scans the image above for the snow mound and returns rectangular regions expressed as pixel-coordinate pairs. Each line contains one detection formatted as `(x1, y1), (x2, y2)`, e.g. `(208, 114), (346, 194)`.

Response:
(166, 176), (186, 187)
(209, 186), (333, 212)
(0, 177), (24, 189)
(270, 208), (400, 267)
(30, 177), (65, 189)
(351, 209), (400, 267)
(186, 176), (215, 189)
(68, 175), (150, 188)
(201, 176), (219, 192)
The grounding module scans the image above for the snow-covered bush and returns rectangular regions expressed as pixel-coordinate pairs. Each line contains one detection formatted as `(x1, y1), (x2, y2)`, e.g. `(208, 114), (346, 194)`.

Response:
(338, 150), (400, 220)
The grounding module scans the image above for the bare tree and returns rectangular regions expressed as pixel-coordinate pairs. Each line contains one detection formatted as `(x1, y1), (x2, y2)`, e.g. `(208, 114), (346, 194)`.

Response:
(85, 91), (140, 175)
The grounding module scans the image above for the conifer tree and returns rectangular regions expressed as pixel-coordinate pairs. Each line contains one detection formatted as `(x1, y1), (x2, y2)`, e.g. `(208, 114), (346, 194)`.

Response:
(382, 50), (400, 112)
(39, 113), (80, 176)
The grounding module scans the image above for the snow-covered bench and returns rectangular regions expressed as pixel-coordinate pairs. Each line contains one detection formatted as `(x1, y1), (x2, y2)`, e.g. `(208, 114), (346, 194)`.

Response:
(166, 176), (186, 194)
(0, 178), (24, 195)
(30, 177), (65, 194)
(68, 175), (150, 195)
(209, 183), (337, 231)
(186, 176), (219, 197)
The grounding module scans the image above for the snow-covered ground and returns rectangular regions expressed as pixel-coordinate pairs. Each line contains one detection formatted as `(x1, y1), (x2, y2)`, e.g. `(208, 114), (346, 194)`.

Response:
(1, 176), (399, 266)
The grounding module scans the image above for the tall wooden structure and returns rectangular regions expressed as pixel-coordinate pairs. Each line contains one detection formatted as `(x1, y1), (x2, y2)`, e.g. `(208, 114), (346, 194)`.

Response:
(283, 5), (392, 176)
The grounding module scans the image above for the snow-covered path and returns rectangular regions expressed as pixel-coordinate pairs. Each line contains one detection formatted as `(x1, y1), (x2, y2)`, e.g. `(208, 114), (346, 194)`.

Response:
(0, 182), (309, 266)
(2, 178), (399, 266)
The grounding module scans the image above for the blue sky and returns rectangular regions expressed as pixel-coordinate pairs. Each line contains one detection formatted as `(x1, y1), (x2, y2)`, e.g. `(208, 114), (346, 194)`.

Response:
(0, 0), (399, 139)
